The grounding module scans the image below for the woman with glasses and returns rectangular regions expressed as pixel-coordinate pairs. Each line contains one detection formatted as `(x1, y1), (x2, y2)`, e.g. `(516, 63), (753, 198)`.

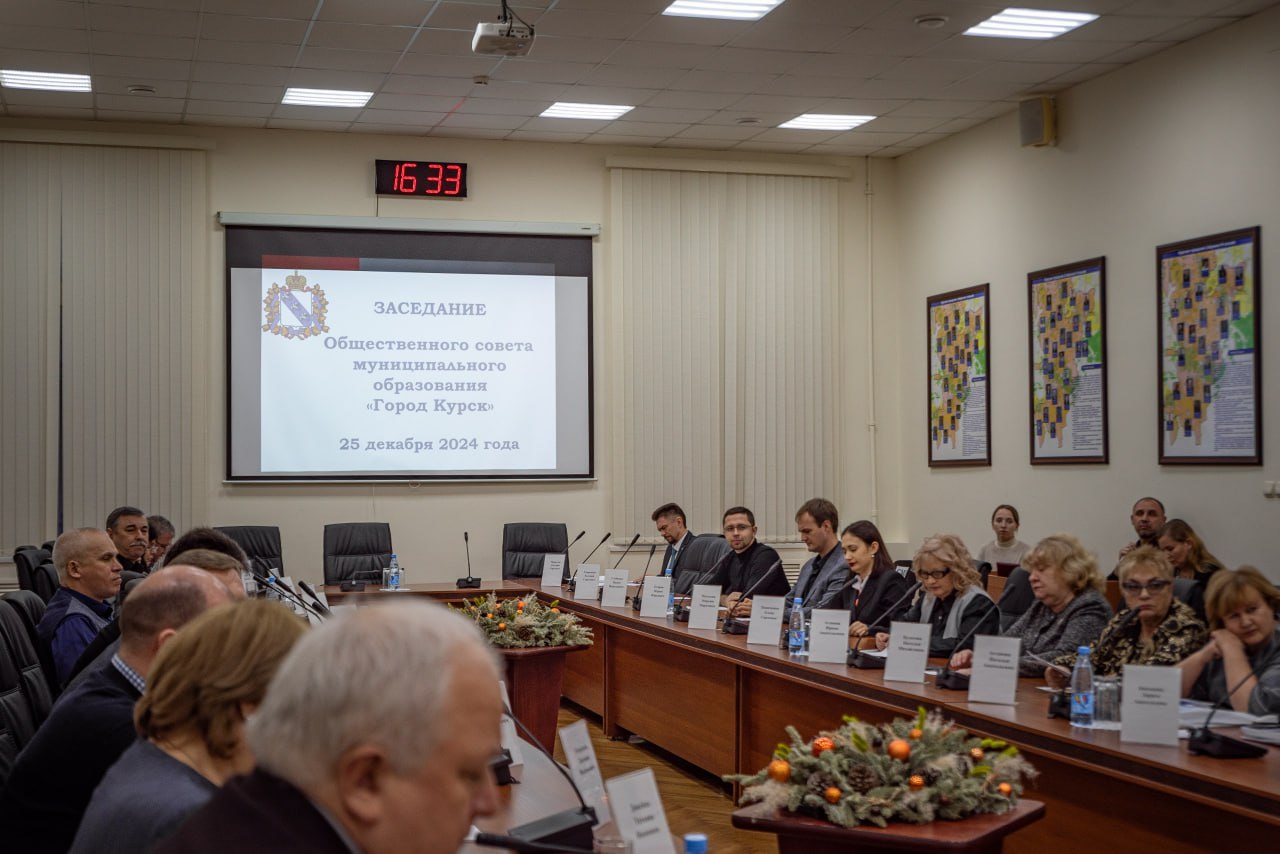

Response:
(1180, 566), (1280, 714)
(950, 533), (1111, 676)
(1047, 547), (1206, 687)
(873, 534), (998, 657)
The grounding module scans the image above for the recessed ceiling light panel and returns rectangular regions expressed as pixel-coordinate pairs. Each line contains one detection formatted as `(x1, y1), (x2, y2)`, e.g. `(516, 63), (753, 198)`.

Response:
(541, 102), (634, 120)
(0, 69), (91, 92)
(663, 1), (785, 22)
(964, 8), (1098, 40)
(779, 114), (875, 131)
(281, 87), (372, 107)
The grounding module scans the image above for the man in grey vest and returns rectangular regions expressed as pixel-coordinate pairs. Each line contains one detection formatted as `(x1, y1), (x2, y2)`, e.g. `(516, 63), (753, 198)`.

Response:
(36, 528), (121, 685)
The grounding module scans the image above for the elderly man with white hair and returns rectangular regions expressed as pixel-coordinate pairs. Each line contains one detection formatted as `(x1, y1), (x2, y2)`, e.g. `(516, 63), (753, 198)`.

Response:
(156, 600), (504, 854)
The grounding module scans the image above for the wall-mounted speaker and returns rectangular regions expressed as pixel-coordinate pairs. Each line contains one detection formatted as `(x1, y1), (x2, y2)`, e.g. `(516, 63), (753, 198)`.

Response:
(1019, 96), (1056, 147)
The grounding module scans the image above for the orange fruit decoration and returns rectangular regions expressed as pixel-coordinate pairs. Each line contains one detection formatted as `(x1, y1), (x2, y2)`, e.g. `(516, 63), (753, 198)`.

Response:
(909, 728), (923, 739)
(909, 775), (925, 791)
(886, 738), (911, 761)
(497, 622), (506, 631)
(969, 747), (985, 761)
(766, 759), (790, 782)
(823, 786), (841, 804)
(517, 600), (526, 610)
(551, 607), (560, 613)
(998, 782), (1013, 796)
(811, 736), (835, 757)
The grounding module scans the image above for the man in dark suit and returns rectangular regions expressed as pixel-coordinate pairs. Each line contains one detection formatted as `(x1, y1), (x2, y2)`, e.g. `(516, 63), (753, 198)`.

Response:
(652, 502), (696, 577)
(157, 601), (503, 854)
(105, 506), (150, 574)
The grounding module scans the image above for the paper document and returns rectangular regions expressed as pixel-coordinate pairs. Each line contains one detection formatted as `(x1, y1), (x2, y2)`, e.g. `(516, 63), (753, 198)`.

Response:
(1178, 699), (1270, 729)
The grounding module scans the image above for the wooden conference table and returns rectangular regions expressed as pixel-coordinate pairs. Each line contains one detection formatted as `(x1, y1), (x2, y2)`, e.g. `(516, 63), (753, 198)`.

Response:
(326, 579), (1280, 853)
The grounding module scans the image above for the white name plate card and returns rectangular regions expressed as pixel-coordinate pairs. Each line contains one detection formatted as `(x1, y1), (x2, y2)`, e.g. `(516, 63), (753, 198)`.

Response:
(541, 554), (566, 587)
(572, 565), (600, 601)
(968, 635), (1021, 705)
(808, 609), (851, 664)
(1121, 665), (1181, 746)
(497, 682), (524, 766)
(639, 576), (671, 619)
(605, 768), (678, 854)
(884, 621), (931, 683)
(687, 584), (721, 630)
(559, 719), (610, 825)
(746, 596), (786, 645)
(601, 568), (630, 607)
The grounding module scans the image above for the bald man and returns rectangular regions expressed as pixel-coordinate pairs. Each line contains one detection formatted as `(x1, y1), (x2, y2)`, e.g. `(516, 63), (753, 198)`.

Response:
(36, 528), (122, 685)
(0, 566), (232, 854)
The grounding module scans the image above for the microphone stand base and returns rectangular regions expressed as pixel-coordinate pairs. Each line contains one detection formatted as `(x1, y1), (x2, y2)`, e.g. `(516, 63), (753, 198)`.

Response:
(721, 617), (749, 635)
(508, 806), (596, 852)
(1188, 729), (1268, 759)
(338, 581), (366, 592)
(456, 576), (482, 589)
(672, 605), (691, 622)
(847, 650), (887, 669)
(1047, 690), (1072, 720)
(933, 668), (970, 690)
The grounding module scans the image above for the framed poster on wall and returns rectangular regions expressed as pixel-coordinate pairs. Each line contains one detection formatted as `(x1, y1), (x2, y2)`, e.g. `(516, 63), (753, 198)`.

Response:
(1027, 258), (1108, 464)
(1156, 227), (1261, 465)
(927, 284), (990, 467)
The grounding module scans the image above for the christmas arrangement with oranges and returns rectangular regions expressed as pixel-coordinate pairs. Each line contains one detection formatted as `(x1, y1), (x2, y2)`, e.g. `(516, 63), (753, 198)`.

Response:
(728, 707), (1036, 828)
(451, 592), (593, 649)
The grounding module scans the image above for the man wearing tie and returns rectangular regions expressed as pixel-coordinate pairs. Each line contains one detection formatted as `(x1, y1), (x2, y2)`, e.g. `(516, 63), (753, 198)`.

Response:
(652, 502), (696, 576)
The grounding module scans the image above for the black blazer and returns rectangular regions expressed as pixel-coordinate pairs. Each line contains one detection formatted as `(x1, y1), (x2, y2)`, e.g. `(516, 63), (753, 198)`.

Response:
(844, 567), (913, 634)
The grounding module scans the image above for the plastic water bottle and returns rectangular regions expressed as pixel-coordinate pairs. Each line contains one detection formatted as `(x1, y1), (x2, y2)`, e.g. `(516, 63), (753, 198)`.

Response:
(241, 558), (257, 597)
(788, 597), (805, 655)
(664, 564), (675, 614)
(683, 832), (708, 854)
(388, 553), (401, 590)
(1070, 645), (1094, 727)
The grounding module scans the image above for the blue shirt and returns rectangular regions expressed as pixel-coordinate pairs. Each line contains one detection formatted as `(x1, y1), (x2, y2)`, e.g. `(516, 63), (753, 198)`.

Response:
(36, 587), (112, 685)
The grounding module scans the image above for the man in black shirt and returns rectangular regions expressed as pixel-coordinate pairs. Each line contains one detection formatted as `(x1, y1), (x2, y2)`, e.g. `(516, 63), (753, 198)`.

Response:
(712, 506), (788, 610)
(106, 505), (150, 574)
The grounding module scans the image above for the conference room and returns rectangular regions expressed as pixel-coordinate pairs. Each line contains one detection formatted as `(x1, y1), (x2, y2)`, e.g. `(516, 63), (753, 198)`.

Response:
(2, 1), (1279, 852)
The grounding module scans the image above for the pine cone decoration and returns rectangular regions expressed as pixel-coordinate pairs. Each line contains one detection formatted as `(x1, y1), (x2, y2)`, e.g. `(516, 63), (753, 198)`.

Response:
(923, 768), (941, 785)
(806, 772), (838, 795)
(846, 765), (880, 794)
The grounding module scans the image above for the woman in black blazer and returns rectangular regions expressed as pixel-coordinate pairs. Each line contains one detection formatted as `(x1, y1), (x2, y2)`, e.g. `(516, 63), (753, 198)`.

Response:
(841, 520), (913, 647)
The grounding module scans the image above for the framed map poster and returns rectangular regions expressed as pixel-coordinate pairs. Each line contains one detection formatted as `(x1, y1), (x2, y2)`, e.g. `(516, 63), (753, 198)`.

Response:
(927, 284), (990, 467)
(1027, 257), (1108, 464)
(1156, 227), (1261, 465)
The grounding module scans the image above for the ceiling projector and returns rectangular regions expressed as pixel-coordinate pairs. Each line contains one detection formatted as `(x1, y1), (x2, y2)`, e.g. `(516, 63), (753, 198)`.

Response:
(472, 21), (534, 57)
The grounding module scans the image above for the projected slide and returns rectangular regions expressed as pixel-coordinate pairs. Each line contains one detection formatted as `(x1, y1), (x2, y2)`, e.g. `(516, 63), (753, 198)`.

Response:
(225, 224), (593, 481)
(259, 268), (556, 472)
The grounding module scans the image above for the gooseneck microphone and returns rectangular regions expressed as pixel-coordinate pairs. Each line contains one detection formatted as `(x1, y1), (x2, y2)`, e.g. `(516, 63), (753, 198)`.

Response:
(296, 580), (333, 616)
(721, 559), (784, 634)
(631, 544), (658, 611)
(933, 595), (1003, 689)
(672, 549), (734, 622)
(1188, 644), (1279, 759)
(599, 533), (639, 602)
(253, 571), (327, 621)
(566, 532), (611, 592)
(848, 580), (922, 669)
(457, 531), (481, 589)
(561, 530), (586, 583)
(497, 703), (597, 852)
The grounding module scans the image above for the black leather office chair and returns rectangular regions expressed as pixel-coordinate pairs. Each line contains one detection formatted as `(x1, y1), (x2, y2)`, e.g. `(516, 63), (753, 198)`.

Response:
(996, 567), (1035, 631)
(215, 525), (285, 574)
(323, 523), (392, 585)
(501, 523), (569, 579)
(671, 534), (732, 595)
(0, 602), (53, 733)
(31, 562), (59, 604)
(0, 592), (56, 699)
(13, 547), (51, 593)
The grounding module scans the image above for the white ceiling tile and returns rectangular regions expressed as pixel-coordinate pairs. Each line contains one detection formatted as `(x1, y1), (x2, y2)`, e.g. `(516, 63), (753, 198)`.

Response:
(382, 74), (475, 96)
(267, 118), (356, 130)
(506, 129), (592, 142)
(188, 81), (283, 103)
(476, 58), (579, 82)
(87, 5), (199, 37)
(346, 123), (428, 134)
(604, 41), (711, 68)
(722, 94), (824, 113)
(1041, 62), (1124, 86)
(922, 35), (1039, 62)
(727, 22), (853, 52)
(208, 0), (318, 18)
(524, 36), (623, 64)
(1, 89), (94, 107)
(297, 47), (403, 73)
(670, 69), (778, 93)
(930, 116), (989, 133)
(942, 79), (1033, 99)
(427, 127), (509, 140)
(306, 23), (417, 52)
(701, 110), (793, 127)
(581, 65), (686, 89)
(555, 84), (658, 104)
(0, 26), (90, 52)
(966, 61), (1082, 83)
(193, 61), (291, 85)
(0, 1), (86, 28)
(93, 93), (186, 112)
(285, 68), (387, 89)
(965, 101), (1018, 118)
(806, 143), (883, 155)
(842, 78), (948, 99)
(529, 9), (655, 40)
(468, 80), (567, 101)
(1146, 17), (1238, 41)
(876, 57), (988, 82)
(321, 0), (433, 27)
(594, 120), (690, 136)
(519, 116), (612, 132)
(553, 0), (668, 11)
(755, 75), (875, 98)
(453, 97), (544, 116)
(196, 40), (302, 66)
(2, 104), (96, 119)
(184, 114), (269, 128)
(811, 97), (911, 114)
(437, 113), (527, 129)
(423, 2), (509, 30)
(890, 99), (991, 118)
(1096, 42), (1176, 64)
(747, 127), (844, 143)
(410, 29), (477, 57)
(616, 105), (715, 123)
(1062, 15), (1193, 41)
(673, 123), (769, 140)
(355, 108), (441, 125)
(831, 27), (950, 56)
(91, 76), (188, 98)
(655, 136), (745, 149)
(644, 89), (741, 109)
(861, 115), (948, 133)
(198, 15), (310, 45)
(1120, 1), (1239, 15)
(833, 129), (916, 146)
(94, 109), (182, 122)
(0, 48), (92, 73)
(1022, 39), (1131, 63)
(81, 0), (201, 9)
(274, 104), (366, 120)
(580, 134), (662, 146)
(92, 56), (193, 81)
(732, 139), (813, 152)
(764, 0), (896, 27)
(785, 52), (904, 78)
(630, 17), (750, 47)
(93, 32), (195, 61)
(862, 1), (1005, 32)
(185, 99), (275, 117)
(694, 47), (810, 74)
(369, 93), (462, 112)
(874, 145), (916, 157)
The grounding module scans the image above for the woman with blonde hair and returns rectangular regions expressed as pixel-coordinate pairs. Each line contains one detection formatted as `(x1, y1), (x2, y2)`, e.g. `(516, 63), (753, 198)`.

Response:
(951, 533), (1112, 676)
(1157, 519), (1224, 584)
(874, 534), (998, 657)
(1180, 566), (1280, 714)
(71, 601), (307, 853)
